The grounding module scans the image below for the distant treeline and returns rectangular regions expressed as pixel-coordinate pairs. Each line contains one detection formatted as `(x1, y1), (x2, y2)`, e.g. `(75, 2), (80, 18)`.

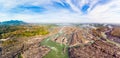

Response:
(0, 20), (26, 25)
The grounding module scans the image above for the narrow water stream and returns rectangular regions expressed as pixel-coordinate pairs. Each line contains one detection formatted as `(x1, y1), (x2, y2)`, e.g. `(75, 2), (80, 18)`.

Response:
(40, 37), (68, 58)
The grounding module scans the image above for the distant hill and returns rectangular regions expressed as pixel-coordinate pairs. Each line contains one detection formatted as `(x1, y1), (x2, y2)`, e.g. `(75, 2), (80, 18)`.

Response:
(0, 20), (27, 25)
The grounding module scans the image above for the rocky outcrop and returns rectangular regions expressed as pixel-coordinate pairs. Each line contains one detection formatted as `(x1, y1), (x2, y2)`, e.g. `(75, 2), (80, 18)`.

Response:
(111, 27), (120, 37)
(68, 25), (120, 58)
(1, 24), (120, 58)
(105, 27), (120, 43)
(0, 36), (50, 58)
(22, 46), (50, 58)
(69, 40), (120, 58)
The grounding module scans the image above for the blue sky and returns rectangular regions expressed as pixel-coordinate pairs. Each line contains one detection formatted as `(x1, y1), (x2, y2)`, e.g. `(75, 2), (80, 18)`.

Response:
(0, 0), (120, 23)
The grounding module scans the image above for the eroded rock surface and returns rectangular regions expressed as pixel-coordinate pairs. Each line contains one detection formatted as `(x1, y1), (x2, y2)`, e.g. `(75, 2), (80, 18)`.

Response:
(69, 40), (120, 58)
(22, 46), (50, 58)
(1, 24), (120, 58)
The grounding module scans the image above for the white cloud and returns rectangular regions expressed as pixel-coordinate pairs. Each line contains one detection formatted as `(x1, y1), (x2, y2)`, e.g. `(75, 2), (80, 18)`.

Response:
(0, 0), (120, 23)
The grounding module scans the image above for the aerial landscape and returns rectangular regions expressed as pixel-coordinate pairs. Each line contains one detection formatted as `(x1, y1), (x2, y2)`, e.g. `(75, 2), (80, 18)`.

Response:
(1, 20), (120, 58)
(0, 0), (120, 58)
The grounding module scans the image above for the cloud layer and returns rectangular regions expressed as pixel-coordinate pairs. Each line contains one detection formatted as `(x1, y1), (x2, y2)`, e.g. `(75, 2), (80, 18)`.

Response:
(0, 0), (120, 23)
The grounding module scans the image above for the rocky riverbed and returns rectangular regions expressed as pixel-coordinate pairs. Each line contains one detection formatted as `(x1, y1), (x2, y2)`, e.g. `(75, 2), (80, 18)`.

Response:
(1, 24), (120, 58)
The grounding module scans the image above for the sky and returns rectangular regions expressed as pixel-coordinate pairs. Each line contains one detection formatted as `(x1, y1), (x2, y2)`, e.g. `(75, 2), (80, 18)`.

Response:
(0, 0), (120, 23)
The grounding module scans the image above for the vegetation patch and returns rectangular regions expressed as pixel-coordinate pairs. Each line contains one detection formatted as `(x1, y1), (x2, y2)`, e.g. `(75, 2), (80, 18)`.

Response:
(0, 25), (49, 39)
